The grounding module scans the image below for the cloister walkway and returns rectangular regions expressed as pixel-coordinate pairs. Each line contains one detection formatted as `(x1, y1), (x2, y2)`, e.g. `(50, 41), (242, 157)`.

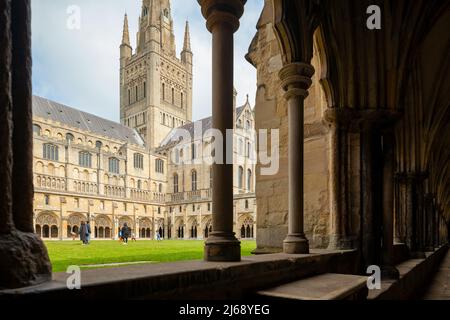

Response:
(422, 249), (450, 300)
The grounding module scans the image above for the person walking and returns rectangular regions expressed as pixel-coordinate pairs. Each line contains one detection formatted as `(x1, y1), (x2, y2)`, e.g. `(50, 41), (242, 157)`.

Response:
(86, 220), (92, 244)
(122, 223), (131, 245)
(79, 221), (88, 245)
(118, 227), (123, 242)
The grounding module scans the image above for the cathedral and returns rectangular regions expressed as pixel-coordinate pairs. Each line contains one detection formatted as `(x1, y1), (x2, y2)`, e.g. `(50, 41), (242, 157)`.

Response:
(31, 0), (256, 241)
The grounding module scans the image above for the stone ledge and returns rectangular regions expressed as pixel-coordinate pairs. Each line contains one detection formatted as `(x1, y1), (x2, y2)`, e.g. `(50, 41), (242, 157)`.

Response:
(0, 249), (358, 300)
(257, 273), (368, 300)
(368, 245), (448, 300)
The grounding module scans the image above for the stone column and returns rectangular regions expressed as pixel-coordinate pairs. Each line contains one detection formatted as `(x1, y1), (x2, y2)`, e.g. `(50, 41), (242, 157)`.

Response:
(424, 194), (434, 251)
(381, 132), (399, 279)
(279, 63), (314, 254)
(406, 174), (416, 251)
(199, 0), (246, 261)
(393, 173), (406, 244)
(0, 0), (52, 289)
(325, 109), (353, 250)
(360, 125), (379, 267)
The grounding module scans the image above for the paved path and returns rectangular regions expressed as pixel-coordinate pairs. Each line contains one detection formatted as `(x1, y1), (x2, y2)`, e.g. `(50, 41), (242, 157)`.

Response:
(422, 249), (450, 300)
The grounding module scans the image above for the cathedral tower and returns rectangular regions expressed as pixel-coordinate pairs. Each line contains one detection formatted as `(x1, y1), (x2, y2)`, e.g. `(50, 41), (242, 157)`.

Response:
(120, 0), (193, 149)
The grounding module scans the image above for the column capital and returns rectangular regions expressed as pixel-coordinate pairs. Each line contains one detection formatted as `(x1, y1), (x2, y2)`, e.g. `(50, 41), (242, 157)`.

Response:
(198, 0), (246, 33)
(279, 62), (315, 100)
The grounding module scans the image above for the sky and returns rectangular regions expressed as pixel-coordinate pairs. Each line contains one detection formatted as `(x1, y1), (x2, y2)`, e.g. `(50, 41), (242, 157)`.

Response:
(31, 0), (264, 123)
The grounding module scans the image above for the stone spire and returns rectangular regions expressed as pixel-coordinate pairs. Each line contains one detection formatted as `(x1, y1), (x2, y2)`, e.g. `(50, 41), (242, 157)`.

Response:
(183, 21), (192, 52)
(181, 21), (193, 66)
(121, 13), (130, 46)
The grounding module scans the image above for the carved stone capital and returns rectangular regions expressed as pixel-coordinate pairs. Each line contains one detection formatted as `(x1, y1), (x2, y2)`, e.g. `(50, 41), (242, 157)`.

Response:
(198, 0), (246, 33)
(279, 62), (314, 100)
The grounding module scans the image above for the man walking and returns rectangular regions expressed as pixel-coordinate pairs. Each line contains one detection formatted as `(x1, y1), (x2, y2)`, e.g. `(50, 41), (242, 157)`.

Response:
(122, 223), (131, 245)
(79, 221), (88, 245)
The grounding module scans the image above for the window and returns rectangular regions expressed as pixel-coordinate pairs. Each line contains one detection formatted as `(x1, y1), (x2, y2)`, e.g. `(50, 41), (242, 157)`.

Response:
(159, 184), (162, 193)
(158, 207), (161, 214)
(181, 92), (184, 108)
(238, 166), (244, 189)
(246, 120), (251, 130)
(191, 170), (197, 191)
(173, 174), (179, 193)
(172, 88), (175, 104)
(79, 151), (92, 168)
(44, 195), (50, 205)
(174, 148), (180, 164)
(208, 203), (211, 211)
(74, 198), (79, 208)
(209, 167), (213, 188)
(43, 144), (59, 161)
(137, 180), (142, 190)
(191, 143), (196, 160)
(155, 159), (164, 173)
(95, 141), (102, 150)
(245, 200), (249, 209)
(247, 142), (252, 158)
(144, 82), (147, 98)
(192, 204), (195, 212)
(247, 169), (252, 191)
(128, 89), (131, 105)
(100, 201), (105, 210)
(162, 83), (165, 100)
(33, 124), (41, 136)
(239, 138), (243, 155)
(134, 153), (144, 169)
(108, 158), (120, 174)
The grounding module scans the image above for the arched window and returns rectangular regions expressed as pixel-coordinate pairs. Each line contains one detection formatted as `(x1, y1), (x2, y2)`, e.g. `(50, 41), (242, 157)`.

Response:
(137, 180), (142, 190)
(247, 169), (252, 191)
(43, 144), (59, 161)
(159, 183), (163, 193)
(134, 153), (144, 169)
(245, 199), (249, 209)
(162, 83), (165, 101)
(173, 174), (179, 193)
(96, 141), (102, 150)
(246, 120), (251, 130)
(33, 124), (41, 136)
(172, 88), (175, 104)
(44, 195), (50, 205)
(238, 166), (244, 189)
(108, 158), (120, 174)
(79, 151), (92, 168)
(191, 170), (197, 191)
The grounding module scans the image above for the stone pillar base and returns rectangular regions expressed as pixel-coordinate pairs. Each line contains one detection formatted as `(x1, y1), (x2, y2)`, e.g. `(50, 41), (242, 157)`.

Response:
(0, 231), (52, 290)
(283, 234), (309, 254)
(327, 235), (354, 250)
(381, 265), (400, 280)
(204, 232), (241, 262)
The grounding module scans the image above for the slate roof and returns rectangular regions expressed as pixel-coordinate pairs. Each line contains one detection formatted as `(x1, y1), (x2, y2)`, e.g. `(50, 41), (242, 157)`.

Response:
(32, 95), (145, 146)
(158, 104), (249, 151)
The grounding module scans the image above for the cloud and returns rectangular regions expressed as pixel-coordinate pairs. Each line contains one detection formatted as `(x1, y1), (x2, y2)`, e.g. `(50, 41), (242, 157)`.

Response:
(32, 0), (264, 122)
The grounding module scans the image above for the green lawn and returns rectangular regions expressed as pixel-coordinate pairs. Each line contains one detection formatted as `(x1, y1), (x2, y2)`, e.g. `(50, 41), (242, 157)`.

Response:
(45, 240), (256, 273)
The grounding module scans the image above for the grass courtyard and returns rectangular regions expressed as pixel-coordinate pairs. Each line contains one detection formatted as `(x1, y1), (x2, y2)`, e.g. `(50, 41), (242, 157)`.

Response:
(45, 240), (256, 272)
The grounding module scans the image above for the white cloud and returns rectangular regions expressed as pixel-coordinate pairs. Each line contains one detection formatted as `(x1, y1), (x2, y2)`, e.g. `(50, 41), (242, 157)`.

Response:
(32, 0), (264, 122)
